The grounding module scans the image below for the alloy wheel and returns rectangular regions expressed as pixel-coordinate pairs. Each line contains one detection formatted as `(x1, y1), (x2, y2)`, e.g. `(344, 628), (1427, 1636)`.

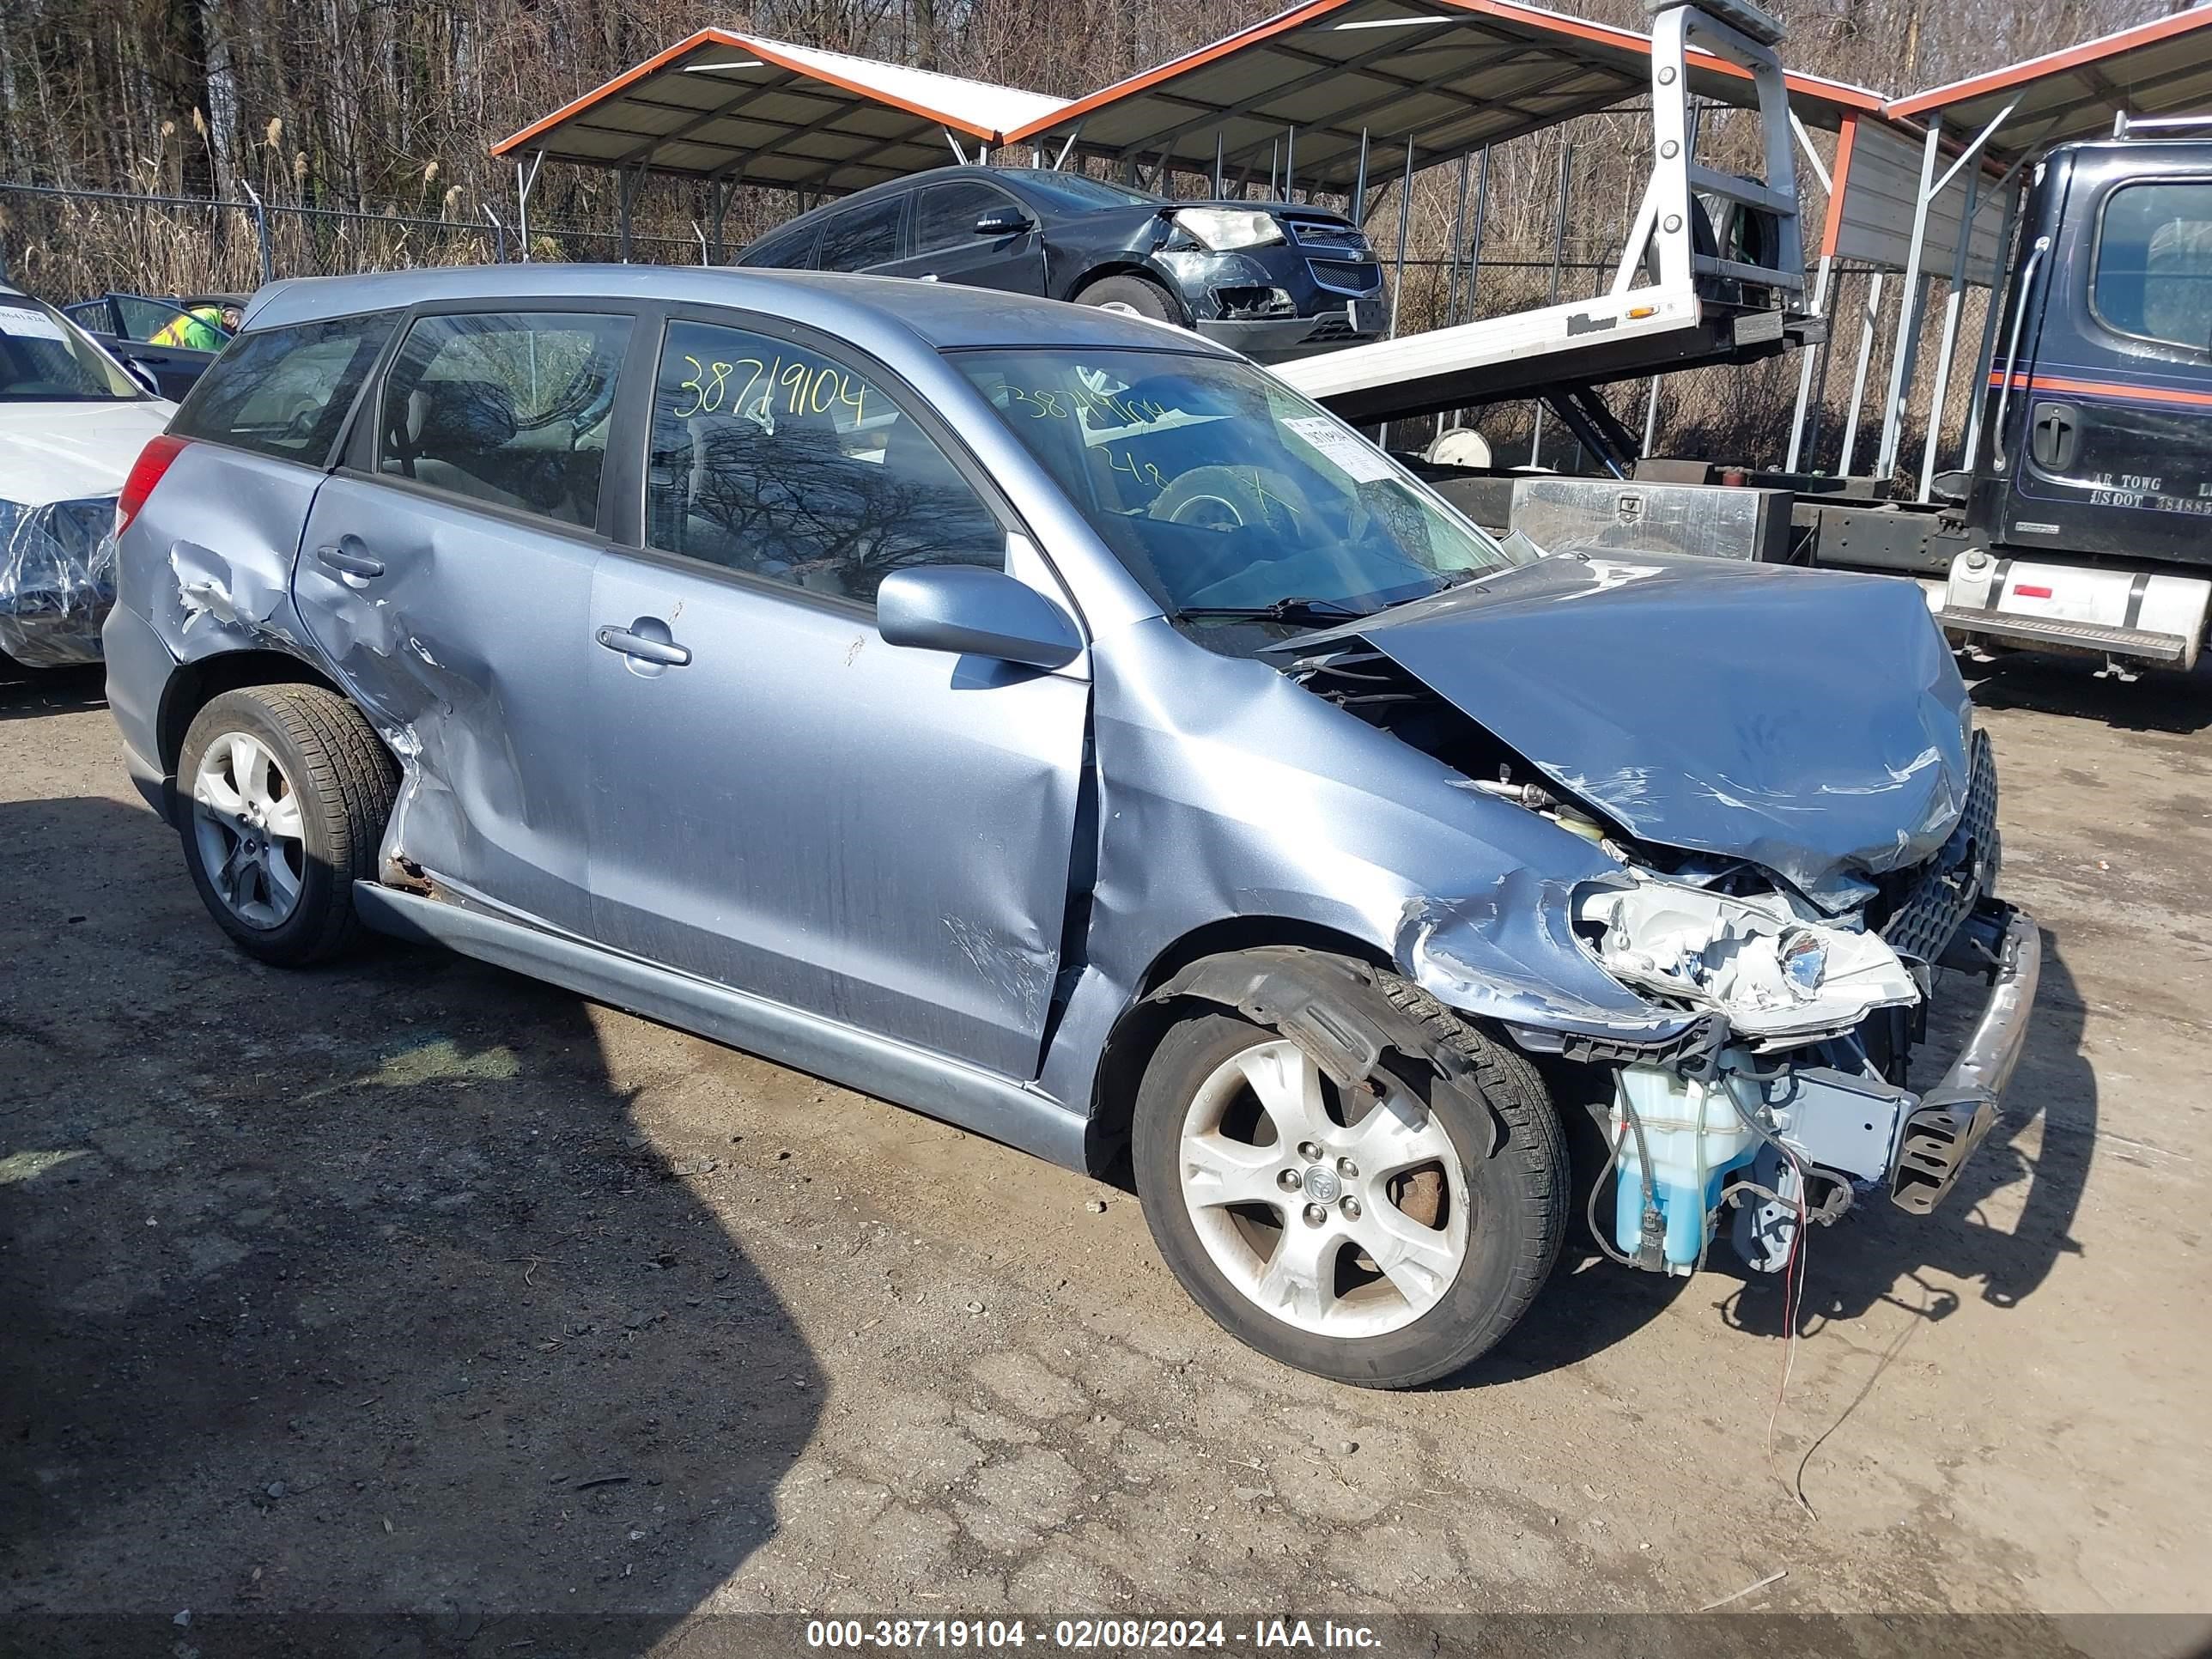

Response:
(1176, 1037), (1469, 1338)
(191, 731), (307, 930)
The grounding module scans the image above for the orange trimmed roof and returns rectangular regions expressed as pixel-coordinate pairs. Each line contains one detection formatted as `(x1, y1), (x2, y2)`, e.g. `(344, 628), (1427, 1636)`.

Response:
(1002, 0), (1881, 188)
(490, 28), (1066, 190)
(1886, 6), (2212, 153)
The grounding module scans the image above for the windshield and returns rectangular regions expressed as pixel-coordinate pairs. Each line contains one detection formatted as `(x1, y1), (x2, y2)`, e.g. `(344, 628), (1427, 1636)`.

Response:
(0, 295), (144, 402)
(955, 347), (1522, 627)
(1000, 170), (1159, 214)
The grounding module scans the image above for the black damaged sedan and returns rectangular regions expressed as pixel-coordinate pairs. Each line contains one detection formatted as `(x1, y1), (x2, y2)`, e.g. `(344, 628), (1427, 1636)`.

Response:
(733, 165), (1385, 362)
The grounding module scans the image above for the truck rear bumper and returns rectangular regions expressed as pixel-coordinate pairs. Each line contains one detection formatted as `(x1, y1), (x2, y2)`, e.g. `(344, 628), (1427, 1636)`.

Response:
(1938, 551), (2209, 672)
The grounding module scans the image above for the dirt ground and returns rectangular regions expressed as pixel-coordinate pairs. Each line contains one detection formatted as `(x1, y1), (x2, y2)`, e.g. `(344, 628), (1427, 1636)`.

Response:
(3, 652), (2209, 1656)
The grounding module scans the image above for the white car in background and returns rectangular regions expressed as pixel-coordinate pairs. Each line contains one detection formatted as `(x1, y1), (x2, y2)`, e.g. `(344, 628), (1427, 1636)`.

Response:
(1, 281), (173, 669)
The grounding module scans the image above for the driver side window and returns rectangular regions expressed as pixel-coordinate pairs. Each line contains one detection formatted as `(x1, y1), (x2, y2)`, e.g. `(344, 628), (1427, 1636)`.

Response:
(644, 318), (1006, 604)
(376, 311), (632, 529)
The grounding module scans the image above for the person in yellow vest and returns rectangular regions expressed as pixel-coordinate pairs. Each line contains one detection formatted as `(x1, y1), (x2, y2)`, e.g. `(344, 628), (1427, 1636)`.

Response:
(148, 305), (227, 351)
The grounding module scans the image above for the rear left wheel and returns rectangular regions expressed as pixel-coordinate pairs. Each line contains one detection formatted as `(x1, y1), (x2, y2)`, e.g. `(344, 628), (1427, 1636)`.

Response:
(1132, 972), (1567, 1389)
(178, 684), (398, 966)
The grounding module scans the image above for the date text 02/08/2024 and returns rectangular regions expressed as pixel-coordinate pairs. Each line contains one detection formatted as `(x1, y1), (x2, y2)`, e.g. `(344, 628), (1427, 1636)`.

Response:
(803, 1619), (1383, 1651)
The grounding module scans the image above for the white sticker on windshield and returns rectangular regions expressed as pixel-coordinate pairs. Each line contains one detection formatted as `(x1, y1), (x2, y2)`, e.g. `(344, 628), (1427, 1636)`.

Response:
(1281, 415), (1395, 483)
(0, 303), (68, 343)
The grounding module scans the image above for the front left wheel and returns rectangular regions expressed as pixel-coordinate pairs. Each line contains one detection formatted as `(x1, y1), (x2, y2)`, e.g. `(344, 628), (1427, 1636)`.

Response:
(177, 684), (398, 966)
(1132, 972), (1567, 1389)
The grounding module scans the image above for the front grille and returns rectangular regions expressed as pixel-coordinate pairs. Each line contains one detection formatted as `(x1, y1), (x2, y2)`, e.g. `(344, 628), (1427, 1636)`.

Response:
(1879, 731), (1999, 963)
(1288, 221), (1370, 252)
(1309, 258), (1382, 295)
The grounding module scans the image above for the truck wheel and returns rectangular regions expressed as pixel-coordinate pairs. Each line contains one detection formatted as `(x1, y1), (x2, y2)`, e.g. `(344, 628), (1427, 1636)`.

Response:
(1132, 970), (1566, 1388)
(1075, 274), (1185, 326)
(177, 684), (398, 966)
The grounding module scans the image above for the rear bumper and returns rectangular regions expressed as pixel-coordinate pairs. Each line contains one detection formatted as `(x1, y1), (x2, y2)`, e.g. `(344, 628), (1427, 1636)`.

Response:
(1890, 902), (2041, 1214)
(100, 601), (178, 823)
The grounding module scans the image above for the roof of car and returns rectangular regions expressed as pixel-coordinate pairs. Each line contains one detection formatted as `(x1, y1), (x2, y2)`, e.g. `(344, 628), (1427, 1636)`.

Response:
(239, 263), (1231, 358)
(757, 164), (1156, 228)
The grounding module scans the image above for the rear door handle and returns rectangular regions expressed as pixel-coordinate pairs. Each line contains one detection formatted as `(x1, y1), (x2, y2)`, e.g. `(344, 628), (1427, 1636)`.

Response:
(315, 543), (385, 580)
(595, 624), (691, 667)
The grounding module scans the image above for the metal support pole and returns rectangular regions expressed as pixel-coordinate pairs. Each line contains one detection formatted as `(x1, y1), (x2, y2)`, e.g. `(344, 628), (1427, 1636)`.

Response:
(1784, 254), (1835, 471)
(1284, 126), (1295, 203)
(1446, 152), (1472, 325)
(483, 204), (507, 264)
(1917, 162), (1984, 499)
(1875, 118), (1943, 480)
(617, 167), (637, 263)
(1436, 151), (1474, 442)
(1447, 146), (1491, 434)
(1388, 138), (1415, 339)
(1530, 142), (1573, 468)
(239, 180), (273, 284)
(1839, 271), (1885, 477)
(1961, 177), (2023, 475)
(1643, 377), (1661, 458)
(1352, 129), (1370, 220)
(515, 152), (541, 261)
(1213, 131), (1224, 198)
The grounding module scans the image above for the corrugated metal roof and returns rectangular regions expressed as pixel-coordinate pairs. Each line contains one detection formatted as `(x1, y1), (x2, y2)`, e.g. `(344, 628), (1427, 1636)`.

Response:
(1887, 6), (2212, 152)
(490, 28), (1067, 191)
(1003, 0), (1883, 189)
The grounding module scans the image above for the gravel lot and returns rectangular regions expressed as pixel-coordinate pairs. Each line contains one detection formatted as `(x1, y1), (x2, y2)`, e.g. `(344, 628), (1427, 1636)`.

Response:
(3, 654), (2208, 1652)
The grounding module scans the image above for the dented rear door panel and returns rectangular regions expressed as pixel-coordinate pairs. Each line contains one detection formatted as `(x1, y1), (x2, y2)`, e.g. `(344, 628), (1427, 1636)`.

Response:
(292, 475), (600, 935)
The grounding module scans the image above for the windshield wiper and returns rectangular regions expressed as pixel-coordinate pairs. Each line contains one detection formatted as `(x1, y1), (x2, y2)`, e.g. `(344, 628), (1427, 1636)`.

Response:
(1175, 596), (1370, 625)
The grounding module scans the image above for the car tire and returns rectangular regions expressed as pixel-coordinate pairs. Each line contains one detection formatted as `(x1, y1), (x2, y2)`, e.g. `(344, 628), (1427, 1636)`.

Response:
(1133, 969), (1566, 1389)
(177, 684), (398, 967)
(1074, 273), (1186, 327)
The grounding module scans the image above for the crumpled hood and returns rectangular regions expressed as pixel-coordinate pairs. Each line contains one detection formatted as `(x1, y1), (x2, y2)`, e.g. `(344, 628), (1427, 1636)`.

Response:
(0, 398), (174, 507)
(1299, 553), (1974, 909)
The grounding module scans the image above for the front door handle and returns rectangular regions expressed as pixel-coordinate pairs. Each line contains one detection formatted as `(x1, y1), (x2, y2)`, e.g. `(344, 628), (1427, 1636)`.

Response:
(596, 623), (691, 667)
(315, 542), (385, 580)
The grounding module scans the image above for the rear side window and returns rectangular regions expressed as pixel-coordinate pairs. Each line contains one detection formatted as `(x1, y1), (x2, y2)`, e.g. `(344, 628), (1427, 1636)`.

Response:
(376, 311), (632, 530)
(171, 312), (397, 462)
(738, 220), (820, 270)
(817, 198), (904, 273)
(2093, 181), (2212, 353)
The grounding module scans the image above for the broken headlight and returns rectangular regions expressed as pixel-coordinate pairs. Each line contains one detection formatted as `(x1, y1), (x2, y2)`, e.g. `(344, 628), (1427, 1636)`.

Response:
(1575, 872), (1918, 1047)
(1173, 207), (1286, 252)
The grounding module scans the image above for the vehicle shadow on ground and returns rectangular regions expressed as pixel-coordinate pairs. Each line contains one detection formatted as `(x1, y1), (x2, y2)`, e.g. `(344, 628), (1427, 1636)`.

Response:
(1713, 931), (2094, 1341)
(0, 664), (106, 720)
(1967, 652), (2212, 735)
(0, 794), (820, 1645)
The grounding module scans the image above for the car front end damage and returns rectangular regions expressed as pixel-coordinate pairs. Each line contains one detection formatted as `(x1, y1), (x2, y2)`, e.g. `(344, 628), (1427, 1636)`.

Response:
(1278, 554), (2042, 1277)
(1110, 204), (1387, 361)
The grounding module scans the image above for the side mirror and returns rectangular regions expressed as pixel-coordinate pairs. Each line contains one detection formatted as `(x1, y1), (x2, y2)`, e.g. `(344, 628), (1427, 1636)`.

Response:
(974, 208), (1032, 238)
(120, 357), (162, 397)
(876, 565), (1081, 670)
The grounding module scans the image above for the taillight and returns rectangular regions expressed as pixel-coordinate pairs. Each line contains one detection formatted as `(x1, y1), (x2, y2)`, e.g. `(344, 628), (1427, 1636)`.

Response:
(113, 433), (190, 537)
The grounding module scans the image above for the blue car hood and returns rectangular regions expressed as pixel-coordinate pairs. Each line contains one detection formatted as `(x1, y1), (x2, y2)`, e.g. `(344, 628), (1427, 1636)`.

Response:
(1304, 554), (1974, 910)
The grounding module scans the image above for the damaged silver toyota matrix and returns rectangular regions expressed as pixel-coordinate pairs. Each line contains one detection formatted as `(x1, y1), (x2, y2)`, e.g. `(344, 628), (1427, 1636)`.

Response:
(102, 265), (2037, 1388)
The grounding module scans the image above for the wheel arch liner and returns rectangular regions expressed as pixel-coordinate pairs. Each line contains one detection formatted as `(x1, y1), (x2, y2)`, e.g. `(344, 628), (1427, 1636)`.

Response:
(1147, 945), (1500, 1158)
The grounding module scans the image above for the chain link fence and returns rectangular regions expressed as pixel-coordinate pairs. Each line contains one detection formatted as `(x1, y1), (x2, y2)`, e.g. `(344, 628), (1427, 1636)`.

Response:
(0, 182), (706, 302)
(3, 180), (1986, 483)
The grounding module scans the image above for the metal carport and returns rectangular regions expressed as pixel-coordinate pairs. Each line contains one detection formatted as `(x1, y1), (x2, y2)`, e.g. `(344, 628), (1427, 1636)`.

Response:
(1001, 0), (1881, 195)
(489, 30), (1067, 258)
